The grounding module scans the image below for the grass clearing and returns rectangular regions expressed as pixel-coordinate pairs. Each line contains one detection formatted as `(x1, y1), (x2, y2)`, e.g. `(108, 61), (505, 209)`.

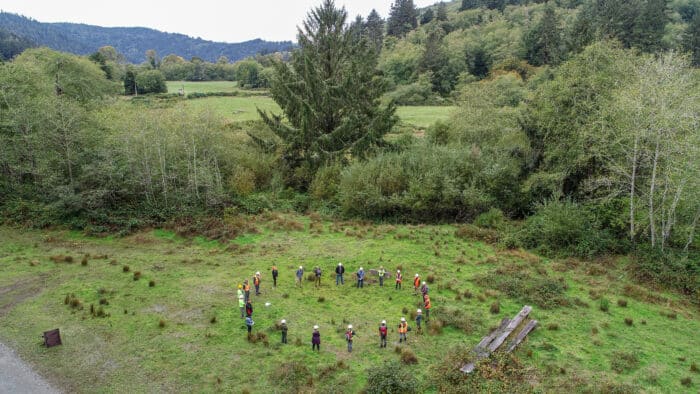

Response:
(0, 217), (698, 392)
(166, 80), (240, 94)
(395, 106), (456, 129)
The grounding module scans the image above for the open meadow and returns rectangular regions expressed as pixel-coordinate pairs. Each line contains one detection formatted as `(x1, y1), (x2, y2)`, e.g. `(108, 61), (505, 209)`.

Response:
(1, 215), (698, 393)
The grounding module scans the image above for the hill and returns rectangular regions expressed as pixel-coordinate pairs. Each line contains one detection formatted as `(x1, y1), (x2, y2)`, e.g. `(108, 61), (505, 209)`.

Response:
(0, 12), (293, 63)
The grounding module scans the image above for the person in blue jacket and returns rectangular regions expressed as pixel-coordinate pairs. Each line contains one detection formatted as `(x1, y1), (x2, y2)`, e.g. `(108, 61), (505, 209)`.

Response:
(357, 267), (365, 288)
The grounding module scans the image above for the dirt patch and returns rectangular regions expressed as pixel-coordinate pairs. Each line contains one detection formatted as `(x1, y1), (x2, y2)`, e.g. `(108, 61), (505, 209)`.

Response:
(0, 274), (49, 317)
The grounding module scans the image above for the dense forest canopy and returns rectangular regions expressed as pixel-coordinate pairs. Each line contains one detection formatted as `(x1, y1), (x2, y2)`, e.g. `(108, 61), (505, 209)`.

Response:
(0, 0), (698, 303)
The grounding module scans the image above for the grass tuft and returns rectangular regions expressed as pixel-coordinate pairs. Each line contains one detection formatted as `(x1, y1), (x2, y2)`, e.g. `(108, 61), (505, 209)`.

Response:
(99, 298), (108, 305)
(490, 301), (500, 314)
(599, 298), (610, 312)
(610, 351), (639, 373)
(317, 296), (325, 303)
(690, 363), (698, 373)
(159, 319), (166, 328)
(123, 265), (130, 273)
(617, 299), (628, 307)
(680, 377), (692, 386)
(624, 317), (634, 326)
(133, 271), (141, 281)
(427, 274), (435, 284)
(400, 348), (418, 364)
(149, 280), (156, 287)
(210, 316), (217, 324)
(547, 323), (559, 331)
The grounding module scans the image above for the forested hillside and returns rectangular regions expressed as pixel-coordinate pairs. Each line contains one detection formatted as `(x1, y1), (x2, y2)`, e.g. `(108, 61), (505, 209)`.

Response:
(0, 12), (293, 63)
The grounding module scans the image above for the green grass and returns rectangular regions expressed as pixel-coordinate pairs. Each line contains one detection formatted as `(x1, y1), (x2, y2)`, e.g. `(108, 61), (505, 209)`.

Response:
(166, 82), (455, 127)
(0, 217), (697, 392)
(395, 106), (456, 129)
(166, 80), (240, 94)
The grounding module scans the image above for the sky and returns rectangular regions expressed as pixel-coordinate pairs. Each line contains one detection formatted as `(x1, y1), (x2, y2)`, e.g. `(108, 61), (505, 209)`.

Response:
(1, 0), (438, 43)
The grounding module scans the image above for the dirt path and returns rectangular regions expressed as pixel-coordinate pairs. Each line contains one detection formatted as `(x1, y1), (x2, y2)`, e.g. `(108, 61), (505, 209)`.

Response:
(0, 341), (59, 394)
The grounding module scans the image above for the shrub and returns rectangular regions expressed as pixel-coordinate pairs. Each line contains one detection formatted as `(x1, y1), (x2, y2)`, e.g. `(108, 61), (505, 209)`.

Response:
(599, 298), (610, 312)
(610, 351), (639, 373)
(401, 348), (418, 364)
(490, 301), (500, 314)
(473, 208), (505, 229)
(631, 246), (699, 302)
(270, 362), (313, 392)
(365, 361), (419, 394)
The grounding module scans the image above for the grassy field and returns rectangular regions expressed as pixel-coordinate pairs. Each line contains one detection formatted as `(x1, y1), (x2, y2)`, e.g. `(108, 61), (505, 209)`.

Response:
(1, 216), (698, 393)
(165, 81), (454, 127)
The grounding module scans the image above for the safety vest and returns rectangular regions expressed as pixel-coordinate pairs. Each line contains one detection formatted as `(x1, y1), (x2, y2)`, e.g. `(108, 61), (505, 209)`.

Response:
(414, 277), (420, 287)
(424, 296), (431, 309)
(238, 298), (245, 308)
(237, 289), (243, 299)
(399, 322), (407, 334)
(378, 269), (385, 277)
(396, 273), (402, 282)
(254, 276), (260, 286)
(244, 283), (250, 291)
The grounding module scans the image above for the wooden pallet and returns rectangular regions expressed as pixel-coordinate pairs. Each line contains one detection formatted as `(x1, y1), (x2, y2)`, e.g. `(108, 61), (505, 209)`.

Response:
(460, 305), (537, 373)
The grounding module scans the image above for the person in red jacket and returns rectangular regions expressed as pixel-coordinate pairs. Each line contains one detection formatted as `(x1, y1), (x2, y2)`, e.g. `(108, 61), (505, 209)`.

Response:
(245, 299), (253, 318)
(378, 320), (388, 348)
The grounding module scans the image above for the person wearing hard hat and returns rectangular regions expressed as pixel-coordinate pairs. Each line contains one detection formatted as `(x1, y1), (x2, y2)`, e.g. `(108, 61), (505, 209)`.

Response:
(378, 320), (388, 348)
(398, 317), (408, 343)
(420, 281), (429, 297)
(416, 309), (423, 332)
(253, 272), (262, 295)
(313, 266), (322, 288)
(335, 262), (345, 285)
(280, 319), (288, 344)
(378, 266), (386, 287)
(356, 267), (365, 288)
(245, 299), (253, 318)
(238, 284), (245, 318)
(424, 294), (432, 322)
(245, 315), (254, 337)
(296, 266), (304, 288)
(311, 325), (321, 351)
(395, 269), (403, 290)
(345, 324), (356, 352)
(413, 273), (421, 295)
(243, 280), (251, 302)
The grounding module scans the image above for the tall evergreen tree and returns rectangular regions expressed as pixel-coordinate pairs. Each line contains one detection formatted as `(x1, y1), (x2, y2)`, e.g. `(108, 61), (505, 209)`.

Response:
(685, 11), (700, 66)
(437, 2), (449, 21)
(460, 0), (483, 11)
(419, 27), (452, 94)
(632, 0), (668, 52)
(365, 9), (385, 53)
(259, 0), (397, 189)
(421, 9), (435, 25)
(387, 0), (418, 37)
(524, 5), (565, 66)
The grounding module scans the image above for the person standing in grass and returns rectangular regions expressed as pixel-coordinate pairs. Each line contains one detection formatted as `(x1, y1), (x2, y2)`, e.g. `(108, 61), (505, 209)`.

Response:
(378, 266), (386, 287)
(243, 280), (251, 302)
(253, 272), (261, 295)
(271, 265), (279, 288)
(423, 294), (431, 322)
(335, 262), (345, 285)
(245, 299), (253, 318)
(398, 317), (408, 343)
(420, 281), (429, 298)
(296, 266), (304, 287)
(280, 319), (288, 344)
(379, 320), (388, 348)
(345, 324), (356, 352)
(314, 266), (322, 288)
(245, 316), (254, 336)
(312, 325), (321, 351)
(395, 270), (403, 290)
(415, 309), (423, 332)
(238, 287), (246, 318)
(413, 274), (421, 295)
(357, 267), (365, 288)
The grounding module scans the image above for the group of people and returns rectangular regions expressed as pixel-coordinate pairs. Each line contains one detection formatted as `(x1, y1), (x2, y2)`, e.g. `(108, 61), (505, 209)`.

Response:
(235, 263), (434, 351)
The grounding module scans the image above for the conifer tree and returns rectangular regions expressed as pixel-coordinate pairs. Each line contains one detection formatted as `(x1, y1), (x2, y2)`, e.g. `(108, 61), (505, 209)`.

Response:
(259, 0), (397, 189)
(365, 9), (385, 53)
(421, 9), (435, 25)
(436, 2), (449, 21)
(387, 0), (418, 37)
(632, 0), (668, 52)
(685, 12), (700, 66)
(524, 4), (565, 66)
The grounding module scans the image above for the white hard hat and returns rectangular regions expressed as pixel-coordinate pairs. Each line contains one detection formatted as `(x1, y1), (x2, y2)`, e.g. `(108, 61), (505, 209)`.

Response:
(256, 271), (260, 275)
(417, 309), (422, 313)
(401, 317), (406, 322)
(422, 281), (426, 285)
(415, 273), (419, 277)
(299, 266), (303, 269)
(348, 324), (353, 329)
(397, 269), (401, 273)
(313, 325), (319, 329)
(338, 262), (342, 266)
(381, 320), (386, 324)
(359, 267), (363, 270)
(281, 319), (286, 324)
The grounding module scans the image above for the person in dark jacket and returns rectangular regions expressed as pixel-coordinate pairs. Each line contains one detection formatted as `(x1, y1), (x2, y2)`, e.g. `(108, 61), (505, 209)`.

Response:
(311, 325), (321, 351)
(245, 316), (254, 336)
(345, 324), (356, 352)
(245, 300), (253, 317)
(271, 265), (279, 288)
(296, 266), (304, 288)
(335, 263), (345, 285)
(280, 319), (288, 344)
(314, 266), (322, 288)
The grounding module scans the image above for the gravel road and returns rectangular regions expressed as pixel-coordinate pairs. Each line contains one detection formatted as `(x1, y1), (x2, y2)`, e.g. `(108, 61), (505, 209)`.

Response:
(0, 341), (58, 394)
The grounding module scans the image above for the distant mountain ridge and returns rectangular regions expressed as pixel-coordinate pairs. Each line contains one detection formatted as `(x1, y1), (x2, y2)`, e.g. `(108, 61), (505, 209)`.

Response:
(0, 12), (294, 63)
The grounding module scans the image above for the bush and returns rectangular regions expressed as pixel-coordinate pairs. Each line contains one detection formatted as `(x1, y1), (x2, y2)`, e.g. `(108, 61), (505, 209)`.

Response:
(474, 208), (505, 229)
(610, 351), (639, 373)
(135, 70), (167, 94)
(516, 200), (618, 258)
(270, 362), (313, 393)
(600, 298), (610, 312)
(631, 246), (699, 302)
(401, 348), (419, 365)
(365, 361), (419, 394)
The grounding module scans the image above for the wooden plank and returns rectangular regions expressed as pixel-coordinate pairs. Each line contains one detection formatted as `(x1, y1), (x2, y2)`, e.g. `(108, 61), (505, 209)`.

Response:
(476, 318), (510, 350)
(487, 305), (532, 353)
(505, 319), (538, 353)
